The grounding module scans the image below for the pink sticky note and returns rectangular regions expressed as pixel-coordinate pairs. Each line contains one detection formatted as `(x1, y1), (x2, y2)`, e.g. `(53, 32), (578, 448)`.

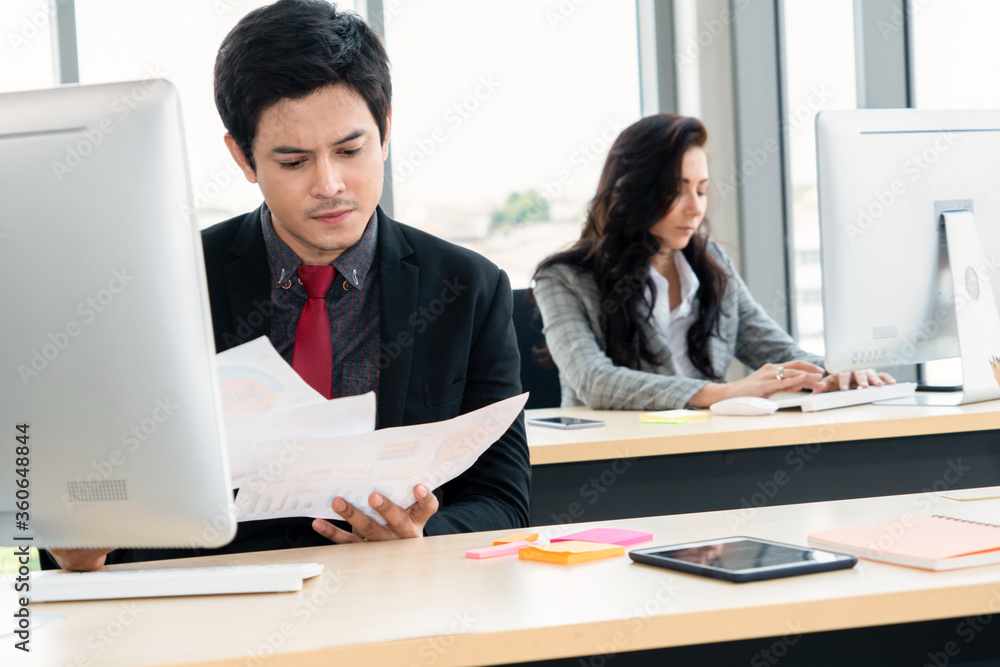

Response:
(465, 540), (534, 559)
(551, 528), (652, 546)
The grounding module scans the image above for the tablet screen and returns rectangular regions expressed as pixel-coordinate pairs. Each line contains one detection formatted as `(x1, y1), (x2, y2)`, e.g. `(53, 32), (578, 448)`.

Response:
(648, 538), (834, 571)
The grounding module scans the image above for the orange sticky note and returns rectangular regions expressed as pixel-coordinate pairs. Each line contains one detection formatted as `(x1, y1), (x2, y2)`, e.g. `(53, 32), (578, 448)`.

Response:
(493, 532), (540, 546)
(518, 541), (625, 564)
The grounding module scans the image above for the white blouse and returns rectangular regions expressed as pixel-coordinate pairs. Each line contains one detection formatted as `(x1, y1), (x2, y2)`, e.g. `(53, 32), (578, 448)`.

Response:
(647, 251), (701, 378)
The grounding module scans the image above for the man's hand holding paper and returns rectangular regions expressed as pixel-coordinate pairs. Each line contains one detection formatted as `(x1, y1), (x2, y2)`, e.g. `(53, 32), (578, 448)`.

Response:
(312, 484), (440, 543)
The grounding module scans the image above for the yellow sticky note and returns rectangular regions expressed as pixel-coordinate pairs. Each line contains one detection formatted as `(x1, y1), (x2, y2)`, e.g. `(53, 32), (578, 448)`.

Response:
(640, 409), (709, 424)
(518, 541), (625, 564)
(493, 532), (540, 546)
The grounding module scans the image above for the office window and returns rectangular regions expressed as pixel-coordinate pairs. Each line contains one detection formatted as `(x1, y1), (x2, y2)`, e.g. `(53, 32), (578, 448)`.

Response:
(913, 0), (1000, 109)
(382, 0), (641, 287)
(74, 0), (355, 229)
(782, 1), (857, 356)
(0, 0), (57, 93)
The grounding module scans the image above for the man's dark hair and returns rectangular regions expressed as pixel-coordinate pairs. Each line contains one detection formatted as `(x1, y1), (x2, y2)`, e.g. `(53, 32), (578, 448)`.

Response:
(214, 0), (391, 170)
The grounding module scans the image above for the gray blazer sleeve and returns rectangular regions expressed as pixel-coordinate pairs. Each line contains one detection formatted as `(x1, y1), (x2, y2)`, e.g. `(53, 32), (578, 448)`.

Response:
(532, 264), (711, 410)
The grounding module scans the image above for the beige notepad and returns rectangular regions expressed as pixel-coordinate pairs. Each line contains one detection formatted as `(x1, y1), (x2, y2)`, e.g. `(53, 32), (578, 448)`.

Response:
(939, 487), (1000, 502)
(808, 515), (1000, 571)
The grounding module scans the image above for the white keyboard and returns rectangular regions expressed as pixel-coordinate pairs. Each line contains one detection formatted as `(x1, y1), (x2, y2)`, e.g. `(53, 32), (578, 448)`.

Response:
(28, 562), (324, 602)
(774, 382), (917, 412)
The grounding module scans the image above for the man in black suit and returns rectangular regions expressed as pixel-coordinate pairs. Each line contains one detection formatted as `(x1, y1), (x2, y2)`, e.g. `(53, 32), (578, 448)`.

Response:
(48, 0), (529, 571)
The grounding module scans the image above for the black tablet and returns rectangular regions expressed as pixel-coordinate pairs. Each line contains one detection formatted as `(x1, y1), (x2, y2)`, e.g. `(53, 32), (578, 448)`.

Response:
(526, 416), (605, 429)
(629, 536), (857, 583)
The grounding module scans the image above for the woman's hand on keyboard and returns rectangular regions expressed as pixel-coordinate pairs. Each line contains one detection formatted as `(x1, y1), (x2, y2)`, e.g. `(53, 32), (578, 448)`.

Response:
(47, 547), (114, 572)
(690, 361), (825, 406)
(815, 369), (896, 393)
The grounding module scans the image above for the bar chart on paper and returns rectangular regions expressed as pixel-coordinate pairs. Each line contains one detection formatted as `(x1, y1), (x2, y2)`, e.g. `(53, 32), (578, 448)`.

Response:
(235, 472), (383, 519)
(242, 493), (314, 515)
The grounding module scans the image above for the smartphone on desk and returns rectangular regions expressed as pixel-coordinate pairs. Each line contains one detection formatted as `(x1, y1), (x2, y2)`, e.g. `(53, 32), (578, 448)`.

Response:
(526, 416), (605, 430)
(629, 536), (856, 582)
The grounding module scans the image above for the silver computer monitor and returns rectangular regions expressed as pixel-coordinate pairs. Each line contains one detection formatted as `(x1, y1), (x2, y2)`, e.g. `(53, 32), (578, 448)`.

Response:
(0, 80), (236, 548)
(816, 109), (1000, 406)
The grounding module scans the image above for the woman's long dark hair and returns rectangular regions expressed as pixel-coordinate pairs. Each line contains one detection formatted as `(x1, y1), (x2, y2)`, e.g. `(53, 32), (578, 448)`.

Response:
(533, 114), (729, 380)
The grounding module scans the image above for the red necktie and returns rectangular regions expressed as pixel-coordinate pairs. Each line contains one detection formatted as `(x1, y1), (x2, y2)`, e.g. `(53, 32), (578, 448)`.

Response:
(292, 265), (336, 399)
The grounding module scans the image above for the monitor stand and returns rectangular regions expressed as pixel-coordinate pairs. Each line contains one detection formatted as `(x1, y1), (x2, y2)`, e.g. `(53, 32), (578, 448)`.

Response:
(879, 209), (1000, 406)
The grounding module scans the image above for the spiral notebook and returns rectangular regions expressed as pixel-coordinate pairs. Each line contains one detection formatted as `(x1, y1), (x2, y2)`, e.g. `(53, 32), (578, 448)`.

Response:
(808, 515), (1000, 571)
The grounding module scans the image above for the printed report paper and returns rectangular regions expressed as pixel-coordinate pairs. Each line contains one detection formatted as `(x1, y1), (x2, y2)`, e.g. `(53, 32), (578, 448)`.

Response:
(215, 337), (377, 487)
(234, 393), (528, 524)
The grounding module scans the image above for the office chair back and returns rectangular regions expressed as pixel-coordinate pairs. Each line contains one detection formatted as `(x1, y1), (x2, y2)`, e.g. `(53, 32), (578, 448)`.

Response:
(511, 288), (562, 409)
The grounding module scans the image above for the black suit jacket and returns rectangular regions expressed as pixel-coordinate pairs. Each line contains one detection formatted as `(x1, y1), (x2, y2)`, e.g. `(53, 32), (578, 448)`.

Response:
(47, 206), (531, 566)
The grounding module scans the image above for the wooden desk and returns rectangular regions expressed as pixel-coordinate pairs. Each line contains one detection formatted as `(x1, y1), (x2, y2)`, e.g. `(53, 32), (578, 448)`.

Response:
(526, 400), (1000, 525)
(8, 493), (1000, 666)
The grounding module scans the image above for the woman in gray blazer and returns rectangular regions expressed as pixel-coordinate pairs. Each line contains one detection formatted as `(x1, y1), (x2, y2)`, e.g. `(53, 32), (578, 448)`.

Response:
(532, 115), (893, 410)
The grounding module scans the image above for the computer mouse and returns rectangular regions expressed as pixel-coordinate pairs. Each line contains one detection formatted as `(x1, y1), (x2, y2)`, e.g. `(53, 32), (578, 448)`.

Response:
(709, 396), (779, 416)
